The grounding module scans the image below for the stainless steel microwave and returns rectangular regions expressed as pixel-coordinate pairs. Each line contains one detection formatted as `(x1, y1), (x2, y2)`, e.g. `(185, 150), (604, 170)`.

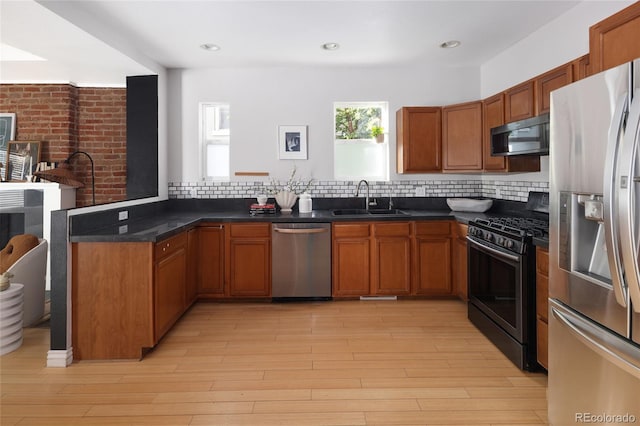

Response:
(491, 113), (549, 156)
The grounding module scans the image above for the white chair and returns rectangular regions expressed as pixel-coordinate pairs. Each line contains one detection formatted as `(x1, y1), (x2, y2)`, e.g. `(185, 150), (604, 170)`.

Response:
(6, 239), (48, 327)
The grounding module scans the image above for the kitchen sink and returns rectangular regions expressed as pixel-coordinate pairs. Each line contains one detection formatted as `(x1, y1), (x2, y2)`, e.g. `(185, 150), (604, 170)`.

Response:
(331, 208), (408, 216)
(331, 209), (370, 216)
(368, 209), (408, 215)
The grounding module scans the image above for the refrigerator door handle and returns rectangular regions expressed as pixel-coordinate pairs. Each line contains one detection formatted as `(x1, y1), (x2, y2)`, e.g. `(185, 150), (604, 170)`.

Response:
(618, 88), (640, 313)
(551, 302), (640, 380)
(603, 93), (629, 307)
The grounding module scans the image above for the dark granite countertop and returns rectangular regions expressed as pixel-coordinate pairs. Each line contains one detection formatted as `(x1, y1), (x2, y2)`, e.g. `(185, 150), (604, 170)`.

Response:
(67, 197), (525, 243)
(69, 209), (484, 243)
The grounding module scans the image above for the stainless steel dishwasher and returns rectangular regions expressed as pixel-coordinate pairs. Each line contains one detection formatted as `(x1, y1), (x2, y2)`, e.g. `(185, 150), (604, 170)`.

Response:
(271, 223), (331, 301)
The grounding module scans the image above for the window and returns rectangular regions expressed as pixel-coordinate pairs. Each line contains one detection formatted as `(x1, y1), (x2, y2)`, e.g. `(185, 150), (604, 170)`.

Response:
(334, 101), (389, 181)
(200, 102), (230, 180)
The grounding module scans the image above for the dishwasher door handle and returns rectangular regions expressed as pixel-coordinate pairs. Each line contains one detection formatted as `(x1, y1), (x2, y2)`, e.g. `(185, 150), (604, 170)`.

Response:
(273, 228), (329, 235)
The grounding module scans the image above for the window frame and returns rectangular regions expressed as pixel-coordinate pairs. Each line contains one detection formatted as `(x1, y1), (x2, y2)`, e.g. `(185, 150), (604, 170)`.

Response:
(199, 102), (230, 181)
(333, 101), (389, 181)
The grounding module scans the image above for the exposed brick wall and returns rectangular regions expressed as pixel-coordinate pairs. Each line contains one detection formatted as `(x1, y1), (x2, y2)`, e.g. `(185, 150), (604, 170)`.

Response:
(0, 84), (127, 207)
(77, 88), (127, 206)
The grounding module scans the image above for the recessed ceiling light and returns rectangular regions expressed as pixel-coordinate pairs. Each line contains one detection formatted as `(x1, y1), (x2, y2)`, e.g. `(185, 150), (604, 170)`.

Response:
(200, 43), (220, 51)
(440, 40), (461, 49)
(322, 42), (340, 51)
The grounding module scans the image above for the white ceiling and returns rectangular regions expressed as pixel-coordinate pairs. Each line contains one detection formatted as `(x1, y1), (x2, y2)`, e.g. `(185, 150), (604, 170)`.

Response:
(1, 0), (583, 86)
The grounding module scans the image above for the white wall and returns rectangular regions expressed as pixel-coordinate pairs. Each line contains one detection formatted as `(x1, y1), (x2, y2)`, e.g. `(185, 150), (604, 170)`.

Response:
(481, 1), (633, 98)
(168, 64), (479, 183)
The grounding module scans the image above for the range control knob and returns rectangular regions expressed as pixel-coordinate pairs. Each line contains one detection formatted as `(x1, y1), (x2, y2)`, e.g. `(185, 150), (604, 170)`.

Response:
(505, 239), (514, 249)
(497, 236), (504, 246)
(484, 232), (493, 242)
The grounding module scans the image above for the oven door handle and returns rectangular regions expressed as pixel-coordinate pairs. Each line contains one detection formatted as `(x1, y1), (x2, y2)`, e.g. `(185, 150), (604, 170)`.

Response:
(466, 237), (520, 263)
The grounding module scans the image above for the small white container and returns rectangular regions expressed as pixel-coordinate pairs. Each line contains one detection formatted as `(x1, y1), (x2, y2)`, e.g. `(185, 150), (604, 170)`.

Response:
(299, 192), (312, 213)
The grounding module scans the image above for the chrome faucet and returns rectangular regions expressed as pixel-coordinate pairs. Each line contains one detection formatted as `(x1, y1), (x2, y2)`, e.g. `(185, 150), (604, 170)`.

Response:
(355, 179), (370, 210)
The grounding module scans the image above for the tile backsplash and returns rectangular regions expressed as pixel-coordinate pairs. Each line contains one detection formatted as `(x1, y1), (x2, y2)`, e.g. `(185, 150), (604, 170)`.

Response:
(169, 179), (548, 202)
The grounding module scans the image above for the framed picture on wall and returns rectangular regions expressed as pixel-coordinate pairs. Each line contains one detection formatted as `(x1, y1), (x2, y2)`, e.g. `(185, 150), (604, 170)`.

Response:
(0, 113), (16, 180)
(278, 125), (307, 160)
(6, 141), (41, 182)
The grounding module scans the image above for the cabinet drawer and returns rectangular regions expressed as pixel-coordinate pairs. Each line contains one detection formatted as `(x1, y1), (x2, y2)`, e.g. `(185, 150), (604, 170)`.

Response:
(229, 223), (270, 238)
(155, 232), (187, 260)
(536, 247), (549, 275)
(374, 222), (411, 237)
(333, 223), (370, 238)
(414, 221), (451, 236)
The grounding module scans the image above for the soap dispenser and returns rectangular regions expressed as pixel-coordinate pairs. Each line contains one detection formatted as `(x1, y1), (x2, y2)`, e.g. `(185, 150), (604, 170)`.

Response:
(299, 192), (312, 213)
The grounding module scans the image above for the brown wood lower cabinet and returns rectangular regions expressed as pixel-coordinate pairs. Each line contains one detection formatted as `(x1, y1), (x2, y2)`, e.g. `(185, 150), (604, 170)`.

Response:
(372, 222), (412, 296)
(332, 223), (371, 297)
(333, 220), (455, 297)
(412, 221), (453, 296)
(197, 224), (225, 298)
(72, 231), (190, 361)
(536, 246), (549, 370)
(226, 223), (271, 297)
(154, 232), (187, 340)
(452, 223), (468, 300)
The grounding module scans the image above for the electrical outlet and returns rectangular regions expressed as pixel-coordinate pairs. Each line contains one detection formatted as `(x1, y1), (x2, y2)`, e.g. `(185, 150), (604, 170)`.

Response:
(190, 188), (198, 198)
(118, 224), (128, 234)
(415, 186), (426, 197)
(496, 187), (502, 198)
(118, 210), (128, 221)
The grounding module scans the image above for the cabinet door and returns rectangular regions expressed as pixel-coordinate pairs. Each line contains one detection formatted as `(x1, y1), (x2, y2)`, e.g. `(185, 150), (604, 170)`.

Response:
(186, 228), (198, 306)
(453, 223), (468, 301)
(228, 239), (271, 297)
(197, 225), (225, 297)
(535, 63), (573, 115)
(572, 54), (590, 81)
(333, 238), (370, 296)
(442, 101), (483, 171)
(589, 2), (640, 74)
(412, 236), (452, 296)
(396, 107), (442, 173)
(536, 247), (549, 370)
(372, 236), (411, 295)
(504, 81), (535, 123)
(155, 244), (186, 340)
(332, 223), (370, 296)
(482, 93), (507, 171)
(372, 222), (411, 295)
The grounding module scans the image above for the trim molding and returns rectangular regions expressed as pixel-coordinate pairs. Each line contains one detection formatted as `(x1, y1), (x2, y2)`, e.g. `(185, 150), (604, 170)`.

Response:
(47, 348), (73, 368)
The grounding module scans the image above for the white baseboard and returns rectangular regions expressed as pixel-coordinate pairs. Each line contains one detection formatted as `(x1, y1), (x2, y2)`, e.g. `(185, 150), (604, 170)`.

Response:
(47, 348), (73, 367)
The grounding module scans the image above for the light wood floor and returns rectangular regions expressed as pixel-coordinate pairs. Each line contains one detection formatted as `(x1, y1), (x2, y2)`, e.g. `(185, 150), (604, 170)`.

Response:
(1, 299), (548, 425)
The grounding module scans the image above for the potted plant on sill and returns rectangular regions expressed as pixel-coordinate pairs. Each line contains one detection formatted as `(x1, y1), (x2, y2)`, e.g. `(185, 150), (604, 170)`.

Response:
(371, 125), (385, 143)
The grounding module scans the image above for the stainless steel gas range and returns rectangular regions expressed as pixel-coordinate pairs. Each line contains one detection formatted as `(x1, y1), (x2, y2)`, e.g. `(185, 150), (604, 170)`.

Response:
(466, 192), (549, 371)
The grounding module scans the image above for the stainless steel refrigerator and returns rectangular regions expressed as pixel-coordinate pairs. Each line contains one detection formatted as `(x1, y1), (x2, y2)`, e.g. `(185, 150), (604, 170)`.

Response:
(549, 58), (640, 425)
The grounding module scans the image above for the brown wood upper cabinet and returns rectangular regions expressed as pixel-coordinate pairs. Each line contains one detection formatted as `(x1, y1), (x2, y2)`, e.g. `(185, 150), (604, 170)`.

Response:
(442, 101), (483, 172)
(535, 63), (574, 115)
(504, 81), (535, 122)
(396, 106), (442, 173)
(589, 1), (640, 75)
(482, 93), (540, 173)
